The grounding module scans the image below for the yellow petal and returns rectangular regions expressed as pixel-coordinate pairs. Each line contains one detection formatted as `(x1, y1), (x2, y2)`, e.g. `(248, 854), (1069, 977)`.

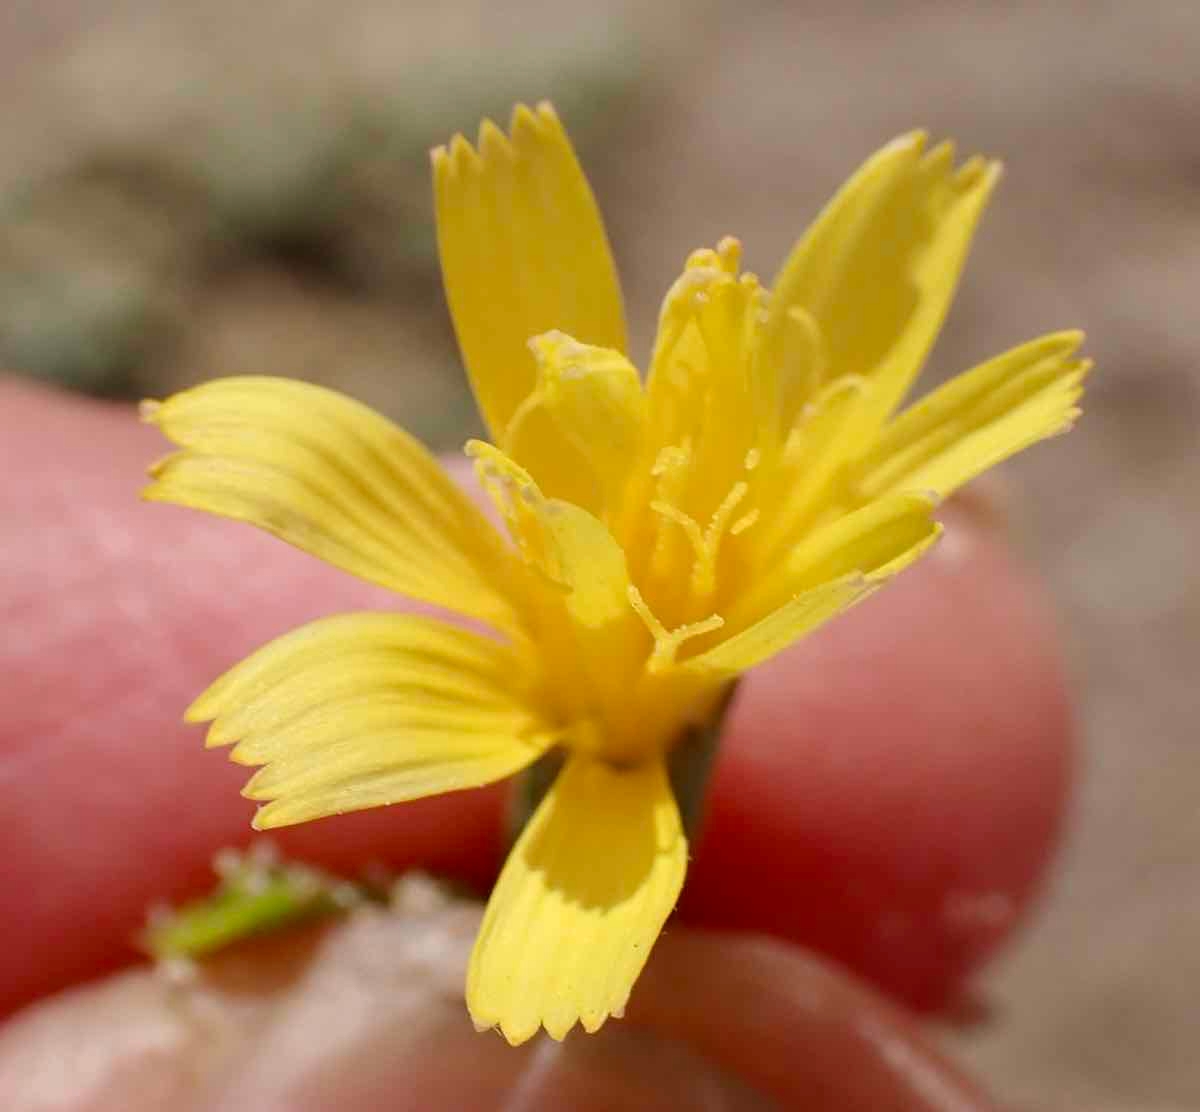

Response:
(142, 377), (521, 634)
(755, 301), (826, 441)
(644, 239), (768, 489)
(433, 102), (626, 442)
(685, 493), (940, 675)
(767, 132), (1000, 433)
(504, 330), (647, 515)
(680, 576), (876, 676)
(186, 612), (552, 830)
(853, 331), (1090, 501)
(468, 756), (686, 1044)
(750, 374), (871, 565)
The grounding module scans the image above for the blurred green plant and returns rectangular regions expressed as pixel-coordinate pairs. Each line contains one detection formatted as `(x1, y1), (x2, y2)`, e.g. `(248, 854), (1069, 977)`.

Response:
(142, 843), (379, 961)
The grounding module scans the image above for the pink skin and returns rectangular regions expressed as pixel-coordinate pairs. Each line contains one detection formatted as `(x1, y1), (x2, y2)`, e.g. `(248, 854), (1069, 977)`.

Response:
(0, 910), (997, 1109)
(0, 378), (1071, 1103)
(687, 498), (1073, 1009)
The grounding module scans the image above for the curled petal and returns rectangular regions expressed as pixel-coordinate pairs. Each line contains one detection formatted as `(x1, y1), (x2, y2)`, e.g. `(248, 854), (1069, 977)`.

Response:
(505, 330), (647, 514)
(187, 613), (553, 829)
(142, 376), (521, 633)
(466, 441), (648, 722)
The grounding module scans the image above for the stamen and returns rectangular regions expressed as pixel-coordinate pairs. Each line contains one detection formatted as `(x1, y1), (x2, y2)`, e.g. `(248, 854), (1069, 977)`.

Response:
(693, 481), (748, 596)
(626, 584), (669, 641)
(650, 500), (706, 563)
(627, 585), (725, 672)
(709, 482), (748, 533)
(650, 461), (760, 600)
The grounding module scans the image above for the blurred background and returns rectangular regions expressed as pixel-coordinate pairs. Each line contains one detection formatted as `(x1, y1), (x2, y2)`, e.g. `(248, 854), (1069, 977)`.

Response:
(2, 1), (1197, 1106)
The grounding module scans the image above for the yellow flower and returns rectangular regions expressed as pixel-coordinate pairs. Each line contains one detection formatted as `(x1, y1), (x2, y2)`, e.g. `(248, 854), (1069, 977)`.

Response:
(143, 102), (1088, 1045)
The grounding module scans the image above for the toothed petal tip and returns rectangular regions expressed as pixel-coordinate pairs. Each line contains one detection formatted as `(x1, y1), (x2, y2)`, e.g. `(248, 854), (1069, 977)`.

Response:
(544, 1016), (579, 1042)
(580, 1010), (611, 1033)
(447, 132), (479, 168)
(477, 116), (507, 149)
(879, 129), (927, 159)
(509, 101), (540, 131)
(183, 705), (212, 727)
(241, 781), (269, 802)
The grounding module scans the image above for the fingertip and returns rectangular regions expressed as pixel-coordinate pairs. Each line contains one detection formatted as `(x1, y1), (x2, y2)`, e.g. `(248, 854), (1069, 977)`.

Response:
(633, 930), (997, 1109)
(682, 502), (1074, 1009)
(0, 906), (994, 1110)
(1, 380), (1073, 1022)
(0, 381), (504, 1015)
